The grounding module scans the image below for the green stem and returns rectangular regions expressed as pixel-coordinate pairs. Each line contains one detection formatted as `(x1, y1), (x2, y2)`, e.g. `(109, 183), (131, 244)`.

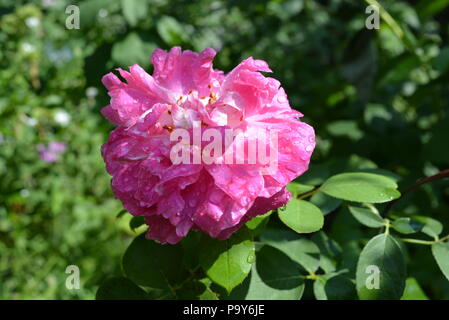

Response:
(400, 234), (449, 246)
(401, 238), (436, 245)
(306, 271), (319, 281)
(365, 0), (404, 40)
(298, 187), (320, 200)
(384, 219), (390, 235)
(364, 0), (419, 55)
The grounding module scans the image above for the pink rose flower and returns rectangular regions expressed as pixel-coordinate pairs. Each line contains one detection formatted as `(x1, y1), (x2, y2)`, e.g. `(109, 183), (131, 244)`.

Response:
(101, 47), (315, 244)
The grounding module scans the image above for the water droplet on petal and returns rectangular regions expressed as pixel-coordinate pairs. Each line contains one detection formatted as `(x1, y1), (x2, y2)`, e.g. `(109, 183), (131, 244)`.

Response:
(277, 95), (287, 104)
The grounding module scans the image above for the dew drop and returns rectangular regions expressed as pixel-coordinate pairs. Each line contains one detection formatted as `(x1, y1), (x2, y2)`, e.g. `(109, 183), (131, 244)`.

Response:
(277, 95), (287, 104)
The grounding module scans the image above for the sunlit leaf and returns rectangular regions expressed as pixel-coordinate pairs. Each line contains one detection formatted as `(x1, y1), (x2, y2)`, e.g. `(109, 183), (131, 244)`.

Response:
(392, 217), (424, 234)
(279, 199), (324, 234)
(321, 172), (400, 203)
(121, 0), (148, 26)
(432, 241), (449, 282)
(244, 246), (305, 300)
(199, 228), (254, 294)
(349, 205), (385, 228)
(401, 277), (429, 300)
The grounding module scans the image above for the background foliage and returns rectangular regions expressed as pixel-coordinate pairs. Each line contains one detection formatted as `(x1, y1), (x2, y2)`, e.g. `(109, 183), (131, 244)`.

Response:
(1, 0), (449, 299)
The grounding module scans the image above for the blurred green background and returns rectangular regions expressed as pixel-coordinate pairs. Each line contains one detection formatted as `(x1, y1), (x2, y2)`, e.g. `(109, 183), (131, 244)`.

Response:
(1, 0), (449, 299)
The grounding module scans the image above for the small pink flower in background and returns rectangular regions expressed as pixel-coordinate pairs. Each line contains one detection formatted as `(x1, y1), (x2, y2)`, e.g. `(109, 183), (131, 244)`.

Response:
(101, 47), (315, 244)
(38, 141), (66, 163)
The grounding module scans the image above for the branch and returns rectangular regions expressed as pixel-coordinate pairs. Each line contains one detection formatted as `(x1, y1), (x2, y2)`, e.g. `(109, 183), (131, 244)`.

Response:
(383, 169), (449, 216)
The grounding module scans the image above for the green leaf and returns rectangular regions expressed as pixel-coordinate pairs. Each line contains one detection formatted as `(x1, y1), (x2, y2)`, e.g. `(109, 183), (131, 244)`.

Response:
(244, 246), (305, 300)
(326, 120), (363, 141)
(278, 199), (324, 234)
(349, 205), (385, 228)
(380, 56), (418, 84)
(432, 47), (449, 73)
(198, 278), (219, 300)
(392, 217), (424, 234)
(146, 288), (175, 300)
(321, 172), (400, 203)
(286, 182), (314, 197)
(175, 278), (219, 300)
(299, 164), (331, 185)
(359, 168), (401, 183)
(311, 231), (342, 273)
(79, 0), (119, 26)
(156, 16), (187, 46)
(116, 209), (127, 218)
(180, 230), (202, 269)
(199, 288), (219, 300)
(431, 241), (449, 281)
(111, 32), (157, 68)
(122, 234), (186, 289)
(129, 215), (145, 231)
(417, 0), (449, 19)
(313, 272), (356, 300)
(340, 241), (362, 275)
(401, 277), (429, 300)
(96, 277), (148, 300)
(356, 234), (406, 299)
(412, 216), (443, 238)
(199, 228), (254, 294)
(310, 192), (342, 215)
(260, 229), (320, 273)
(121, 0), (148, 26)
(245, 211), (271, 235)
(313, 276), (328, 300)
